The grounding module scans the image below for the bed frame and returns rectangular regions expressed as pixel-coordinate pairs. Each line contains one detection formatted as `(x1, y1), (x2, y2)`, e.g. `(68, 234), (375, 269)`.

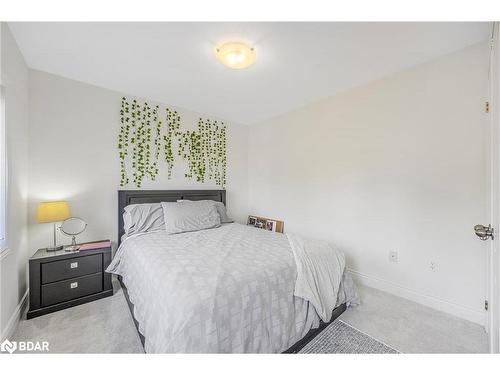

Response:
(118, 189), (226, 246)
(116, 189), (346, 353)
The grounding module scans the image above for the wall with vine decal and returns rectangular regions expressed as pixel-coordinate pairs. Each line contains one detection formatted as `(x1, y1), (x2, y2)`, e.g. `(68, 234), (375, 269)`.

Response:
(118, 97), (227, 188)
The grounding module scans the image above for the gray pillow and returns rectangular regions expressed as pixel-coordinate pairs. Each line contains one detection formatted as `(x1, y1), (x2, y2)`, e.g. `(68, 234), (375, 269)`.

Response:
(161, 201), (221, 235)
(177, 199), (234, 223)
(123, 203), (165, 239)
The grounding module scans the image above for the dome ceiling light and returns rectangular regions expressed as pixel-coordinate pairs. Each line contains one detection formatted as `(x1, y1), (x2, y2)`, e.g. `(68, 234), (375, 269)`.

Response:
(214, 41), (256, 69)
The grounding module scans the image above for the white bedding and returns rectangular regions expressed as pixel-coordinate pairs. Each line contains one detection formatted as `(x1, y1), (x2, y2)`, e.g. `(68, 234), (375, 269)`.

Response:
(107, 223), (358, 353)
(287, 233), (346, 322)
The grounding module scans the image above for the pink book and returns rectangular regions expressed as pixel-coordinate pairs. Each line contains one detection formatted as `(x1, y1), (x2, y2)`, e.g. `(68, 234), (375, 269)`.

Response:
(79, 240), (111, 251)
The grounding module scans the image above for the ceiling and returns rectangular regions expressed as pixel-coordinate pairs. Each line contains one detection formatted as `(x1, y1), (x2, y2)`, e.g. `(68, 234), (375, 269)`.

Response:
(9, 22), (491, 125)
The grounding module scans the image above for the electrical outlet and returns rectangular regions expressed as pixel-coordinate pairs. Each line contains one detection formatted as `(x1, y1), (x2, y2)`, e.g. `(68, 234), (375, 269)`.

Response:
(430, 262), (437, 272)
(389, 251), (398, 263)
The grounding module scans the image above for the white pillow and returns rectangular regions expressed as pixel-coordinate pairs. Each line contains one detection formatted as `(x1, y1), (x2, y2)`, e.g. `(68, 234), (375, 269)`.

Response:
(123, 203), (165, 239)
(161, 201), (221, 235)
(177, 199), (234, 224)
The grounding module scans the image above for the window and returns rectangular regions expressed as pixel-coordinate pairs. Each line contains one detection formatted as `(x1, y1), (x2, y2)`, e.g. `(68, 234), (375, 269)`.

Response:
(0, 85), (6, 250)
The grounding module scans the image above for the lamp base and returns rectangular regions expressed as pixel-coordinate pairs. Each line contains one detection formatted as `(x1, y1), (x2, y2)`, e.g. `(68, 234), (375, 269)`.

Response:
(46, 245), (63, 252)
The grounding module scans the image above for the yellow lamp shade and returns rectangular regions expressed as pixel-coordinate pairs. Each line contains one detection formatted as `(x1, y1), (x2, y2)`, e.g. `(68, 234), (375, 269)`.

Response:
(214, 42), (256, 69)
(36, 201), (71, 223)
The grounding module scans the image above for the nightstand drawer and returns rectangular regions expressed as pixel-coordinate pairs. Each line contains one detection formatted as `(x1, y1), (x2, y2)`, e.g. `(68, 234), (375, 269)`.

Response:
(41, 254), (102, 284)
(41, 273), (103, 307)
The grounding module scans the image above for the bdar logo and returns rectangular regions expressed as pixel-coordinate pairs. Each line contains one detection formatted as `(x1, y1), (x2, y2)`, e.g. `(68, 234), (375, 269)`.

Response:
(1, 339), (17, 354)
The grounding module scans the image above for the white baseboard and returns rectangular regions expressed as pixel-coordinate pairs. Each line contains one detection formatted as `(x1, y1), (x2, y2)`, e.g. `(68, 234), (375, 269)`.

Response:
(348, 268), (485, 326)
(1, 288), (29, 341)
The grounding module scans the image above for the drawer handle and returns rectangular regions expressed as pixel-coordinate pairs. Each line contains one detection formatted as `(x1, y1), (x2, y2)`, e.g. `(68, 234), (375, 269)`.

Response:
(70, 262), (78, 269)
(70, 282), (78, 289)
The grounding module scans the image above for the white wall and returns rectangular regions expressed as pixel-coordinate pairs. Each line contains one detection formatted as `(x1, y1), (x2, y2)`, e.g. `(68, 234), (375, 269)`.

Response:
(0, 23), (29, 339)
(28, 70), (248, 252)
(248, 42), (490, 324)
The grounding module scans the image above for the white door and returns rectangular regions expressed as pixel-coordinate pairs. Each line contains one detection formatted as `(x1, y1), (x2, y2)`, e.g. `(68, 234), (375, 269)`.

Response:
(485, 22), (500, 354)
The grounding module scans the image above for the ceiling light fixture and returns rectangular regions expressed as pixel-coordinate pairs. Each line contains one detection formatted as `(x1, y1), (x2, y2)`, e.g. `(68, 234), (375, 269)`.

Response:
(214, 42), (256, 69)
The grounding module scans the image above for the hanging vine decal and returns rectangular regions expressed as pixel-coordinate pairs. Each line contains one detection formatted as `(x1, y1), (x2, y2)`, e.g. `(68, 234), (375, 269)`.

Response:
(164, 108), (181, 179)
(118, 97), (227, 188)
(118, 98), (130, 187)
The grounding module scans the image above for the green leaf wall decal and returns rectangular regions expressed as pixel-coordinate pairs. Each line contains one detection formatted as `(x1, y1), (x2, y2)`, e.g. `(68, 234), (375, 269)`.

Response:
(118, 97), (227, 188)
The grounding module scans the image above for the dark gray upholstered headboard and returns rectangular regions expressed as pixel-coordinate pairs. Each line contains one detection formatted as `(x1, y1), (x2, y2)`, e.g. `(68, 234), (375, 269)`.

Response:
(118, 190), (226, 246)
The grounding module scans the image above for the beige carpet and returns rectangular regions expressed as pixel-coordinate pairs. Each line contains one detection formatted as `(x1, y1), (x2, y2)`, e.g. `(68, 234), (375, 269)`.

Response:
(12, 279), (488, 353)
(13, 278), (143, 353)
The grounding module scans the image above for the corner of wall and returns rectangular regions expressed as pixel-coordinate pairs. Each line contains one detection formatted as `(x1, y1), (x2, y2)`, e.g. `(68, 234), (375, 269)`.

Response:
(0, 22), (30, 339)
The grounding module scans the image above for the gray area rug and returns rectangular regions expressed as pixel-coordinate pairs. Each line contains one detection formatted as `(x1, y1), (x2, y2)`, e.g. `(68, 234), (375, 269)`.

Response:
(299, 319), (399, 354)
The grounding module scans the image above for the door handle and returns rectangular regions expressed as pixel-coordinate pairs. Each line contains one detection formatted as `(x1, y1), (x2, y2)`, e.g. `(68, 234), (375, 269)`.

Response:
(474, 224), (494, 240)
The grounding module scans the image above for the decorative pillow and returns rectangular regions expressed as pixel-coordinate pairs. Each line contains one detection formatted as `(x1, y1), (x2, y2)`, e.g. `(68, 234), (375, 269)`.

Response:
(123, 203), (165, 239)
(177, 199), (234, 224)
(161, 201), (221, 235)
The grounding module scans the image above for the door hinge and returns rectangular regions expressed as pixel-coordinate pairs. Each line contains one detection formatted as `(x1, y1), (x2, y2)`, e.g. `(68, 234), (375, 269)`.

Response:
(485, 300), (489, 311)
(486, 101), (490, 113)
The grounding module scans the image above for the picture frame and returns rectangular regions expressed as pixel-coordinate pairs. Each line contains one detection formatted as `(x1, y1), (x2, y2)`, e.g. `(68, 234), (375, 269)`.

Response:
(265, 219), (277, 232)
(247, 215), (284, 233)
(255, 218), (266, 229)
(247, 216), (257, 226)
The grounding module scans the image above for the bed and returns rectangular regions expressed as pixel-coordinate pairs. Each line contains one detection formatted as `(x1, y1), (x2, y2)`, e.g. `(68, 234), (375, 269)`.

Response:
(108, 190), (358, 353)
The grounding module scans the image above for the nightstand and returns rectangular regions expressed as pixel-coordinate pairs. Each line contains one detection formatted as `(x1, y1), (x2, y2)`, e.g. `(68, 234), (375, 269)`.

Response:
(27, 240), (113, 319)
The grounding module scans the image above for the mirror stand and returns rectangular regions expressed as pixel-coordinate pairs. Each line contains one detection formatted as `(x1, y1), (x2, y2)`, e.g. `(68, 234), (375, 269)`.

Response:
(60, 217), (87, 252)
(64, 235), (80, 252)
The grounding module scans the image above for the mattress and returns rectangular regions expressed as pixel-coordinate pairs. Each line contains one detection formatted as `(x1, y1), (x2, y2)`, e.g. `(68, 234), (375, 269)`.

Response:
(107, 223), (357, 353)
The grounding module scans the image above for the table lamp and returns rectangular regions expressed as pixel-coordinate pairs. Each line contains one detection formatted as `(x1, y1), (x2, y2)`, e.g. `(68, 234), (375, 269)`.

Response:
(37, 201), (71, 251)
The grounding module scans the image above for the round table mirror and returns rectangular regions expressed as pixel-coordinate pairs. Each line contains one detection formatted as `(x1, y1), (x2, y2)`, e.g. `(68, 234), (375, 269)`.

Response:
(61, 217), (87, 251)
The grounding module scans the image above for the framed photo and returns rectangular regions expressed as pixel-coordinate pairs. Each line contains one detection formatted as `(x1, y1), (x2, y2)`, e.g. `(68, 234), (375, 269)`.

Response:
(265, 219), (277, 232)
(247, 215), (284, 233)
(255, 218), (266, 229)
(247, 216), (257, 226)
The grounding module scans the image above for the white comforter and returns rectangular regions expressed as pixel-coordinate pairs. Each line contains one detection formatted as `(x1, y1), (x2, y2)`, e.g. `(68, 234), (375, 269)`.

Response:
(107, 223), (358, 353)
